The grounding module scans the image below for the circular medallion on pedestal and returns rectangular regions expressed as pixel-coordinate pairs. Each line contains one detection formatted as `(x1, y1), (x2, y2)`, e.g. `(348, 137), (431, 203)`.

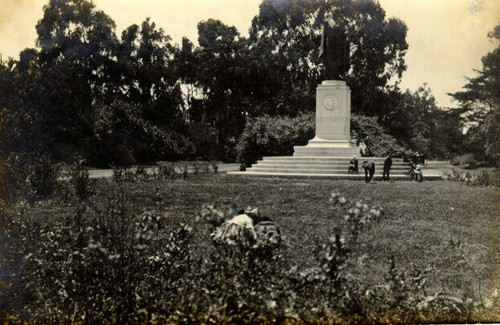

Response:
(323, 95), (339, 111)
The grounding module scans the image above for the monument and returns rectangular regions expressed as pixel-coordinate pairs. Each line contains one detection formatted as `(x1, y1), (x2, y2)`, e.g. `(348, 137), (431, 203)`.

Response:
(293, 15), (358, 157)
(229, 13), (411, 179)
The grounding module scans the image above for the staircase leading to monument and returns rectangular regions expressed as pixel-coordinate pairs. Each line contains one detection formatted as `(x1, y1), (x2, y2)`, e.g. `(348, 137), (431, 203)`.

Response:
(229, 156), (413, 180)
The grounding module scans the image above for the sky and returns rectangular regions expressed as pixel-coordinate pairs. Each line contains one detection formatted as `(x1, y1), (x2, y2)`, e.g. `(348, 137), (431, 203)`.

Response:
(0, 0), (498, 107)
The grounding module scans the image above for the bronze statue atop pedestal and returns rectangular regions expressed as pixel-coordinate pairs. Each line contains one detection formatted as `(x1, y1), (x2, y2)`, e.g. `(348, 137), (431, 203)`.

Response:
(319, 14), (350, 80)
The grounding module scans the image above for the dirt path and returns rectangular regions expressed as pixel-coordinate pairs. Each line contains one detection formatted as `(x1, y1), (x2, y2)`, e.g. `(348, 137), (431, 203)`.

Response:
(88, 163), (241, 179)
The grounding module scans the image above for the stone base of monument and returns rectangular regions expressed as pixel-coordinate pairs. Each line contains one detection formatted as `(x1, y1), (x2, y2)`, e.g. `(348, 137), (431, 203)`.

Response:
(293, 137), (359, 156)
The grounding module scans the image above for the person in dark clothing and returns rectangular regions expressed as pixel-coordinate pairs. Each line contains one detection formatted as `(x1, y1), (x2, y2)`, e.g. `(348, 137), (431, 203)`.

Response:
(408, 161), (416, 181)
(362, 160), (375, 183)
(348, 156), (359, 174)
(415, 152), (425, 166)
(359, 140), (371, 157)
(383, 154), (393, 181)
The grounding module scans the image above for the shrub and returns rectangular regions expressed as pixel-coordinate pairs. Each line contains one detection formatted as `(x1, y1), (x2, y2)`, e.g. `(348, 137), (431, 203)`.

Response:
(134, 165), (149, 182)
(474, 169), (500, 187)
(210, 162), (218, 174)
(351, 114), (411, 158)
(67, 158), (94, 201)
(155, 162), (176, 180)
(112, 162), (218, 183)
(182, 165), (189, 179)
(56, 158), (95, 204)
(89, 139), (136, 167)
(111, 166), (136, 182)
(94, 100), (195, 166)
(25, 154), (61, 202)
(0, 154), (28, 203)
(236, 113), (315, 166)
(445, 168), (500, 187)
(191, 162), (201, 175)
(1, 153), (96, 206)
(451, 153), (480, 169)
(3, 189), (499, 323)
(4, 191), (193, 323)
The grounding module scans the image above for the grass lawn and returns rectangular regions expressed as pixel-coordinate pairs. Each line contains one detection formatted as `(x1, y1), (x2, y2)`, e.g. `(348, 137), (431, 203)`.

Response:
(24, 174), (500, 299)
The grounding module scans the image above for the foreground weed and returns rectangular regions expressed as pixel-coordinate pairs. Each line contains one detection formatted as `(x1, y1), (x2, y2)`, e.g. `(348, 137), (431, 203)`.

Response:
(2, 189), (500, 323)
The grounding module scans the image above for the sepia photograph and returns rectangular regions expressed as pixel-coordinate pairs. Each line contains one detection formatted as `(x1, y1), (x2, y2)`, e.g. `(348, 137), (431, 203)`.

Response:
(0, 0), (499, 323)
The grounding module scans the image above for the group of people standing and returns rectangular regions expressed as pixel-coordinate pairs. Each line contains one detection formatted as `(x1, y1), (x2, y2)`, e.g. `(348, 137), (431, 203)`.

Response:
(348, 155), (393, 183)
(348, 154), (425, 183)
(348, 138), (425, 182)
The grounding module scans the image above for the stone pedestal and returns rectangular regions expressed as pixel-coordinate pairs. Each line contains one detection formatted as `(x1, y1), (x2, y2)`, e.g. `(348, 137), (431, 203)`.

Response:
(294, 80), (359, 157)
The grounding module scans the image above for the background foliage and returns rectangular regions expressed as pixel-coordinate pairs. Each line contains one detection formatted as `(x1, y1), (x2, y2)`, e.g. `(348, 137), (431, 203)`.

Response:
(1, 0), (492, 169)
(0, 0), (498, 204)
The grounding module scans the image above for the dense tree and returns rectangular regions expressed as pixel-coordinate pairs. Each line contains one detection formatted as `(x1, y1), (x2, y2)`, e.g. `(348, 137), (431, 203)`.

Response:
(35, 0), (118, 160)
(0, 51), (64, 201)
(0, 49), (55, 158)
(176, 37), (203, 119)
(185, 19), (251, 160)
(236, 113), (315, 165)
(484, 107), (500, 163)
(388, 85), (464, 159)
(80, 18), (195, 166)
(450, 26), (499, 124)
(1, 1), (193, 166)
(248, 0), (408, 117)
(182, 0), (408, 160)
(450, 25), (500, 163)
(350, 113), (408, 157)
(426, 108), (465, 160)
(87, 18), (194, 165)
(3, 0), (467, 166)
(116, 18), (184, 130)
(236, 111), (410, 166)
(93, 100), (194, 165)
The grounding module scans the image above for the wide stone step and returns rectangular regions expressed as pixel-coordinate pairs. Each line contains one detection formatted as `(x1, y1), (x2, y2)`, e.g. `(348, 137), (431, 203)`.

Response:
(253, 161), (409, 170)
(247, 167), (409, 174)
(262, 156), (406, 162)
(228, 171), (421, 179)
(241, 155), (413, 179)
(249, 171), (409, 176)
(228, 154), (442, 180)
(250, 165), (409, 172)
(252, 161), (410, 170)
(294, 148), (360, 156)
(260, 161), (408, 166)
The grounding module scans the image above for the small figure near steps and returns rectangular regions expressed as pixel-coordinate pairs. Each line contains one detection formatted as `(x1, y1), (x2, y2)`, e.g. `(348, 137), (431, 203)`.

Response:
(383, 154), (393, 182)
(362, 160), (375, 183)
(348, 156), (359, 174)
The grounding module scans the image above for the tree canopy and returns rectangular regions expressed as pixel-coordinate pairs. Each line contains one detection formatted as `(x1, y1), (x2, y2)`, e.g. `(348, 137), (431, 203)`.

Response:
(450, 25), (500, 162)
(0, 0), (192, 166)
(0, 0), (478, 165)
(248, 0), (408, 117)
(175, 0), (411, 159)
